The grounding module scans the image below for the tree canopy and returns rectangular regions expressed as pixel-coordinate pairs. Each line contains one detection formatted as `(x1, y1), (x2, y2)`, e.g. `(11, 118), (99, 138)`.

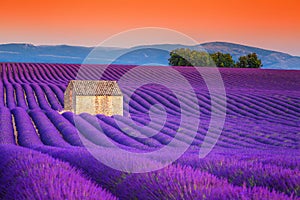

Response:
(210, 52), (235, 68)
(168, 48), (214, 67)
(169, 48), (262, 68)
(236, 53), (262, 68)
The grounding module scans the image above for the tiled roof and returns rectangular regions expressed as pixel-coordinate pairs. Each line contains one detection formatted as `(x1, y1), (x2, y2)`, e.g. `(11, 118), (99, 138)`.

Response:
(68, 80), (122, 96)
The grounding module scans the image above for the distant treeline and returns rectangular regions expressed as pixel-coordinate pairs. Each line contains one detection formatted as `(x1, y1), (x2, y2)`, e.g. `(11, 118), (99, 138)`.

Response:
(169, 48), (262, 68)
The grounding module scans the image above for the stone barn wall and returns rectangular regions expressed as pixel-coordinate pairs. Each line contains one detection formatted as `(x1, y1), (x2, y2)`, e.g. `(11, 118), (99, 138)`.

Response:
(64, 80), (123, 116)
(64, 84), (74, 112)
(111, 96), (123, 116)
(74, 95), (123, 116)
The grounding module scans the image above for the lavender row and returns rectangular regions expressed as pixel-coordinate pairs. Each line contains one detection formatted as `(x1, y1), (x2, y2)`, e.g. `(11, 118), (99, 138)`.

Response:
(45, 110), (83, 146)
(11, 107), (43, 147)
(34, 146), (294, 200)
(29, 109), (71, 148)
(0, 107), (15, 144)
(176, 151), (300, 196)
(0, 145), (116, 200)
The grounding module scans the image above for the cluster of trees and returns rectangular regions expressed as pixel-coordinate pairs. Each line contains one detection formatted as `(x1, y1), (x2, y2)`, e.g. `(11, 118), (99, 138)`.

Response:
(168, 48), (262, 68)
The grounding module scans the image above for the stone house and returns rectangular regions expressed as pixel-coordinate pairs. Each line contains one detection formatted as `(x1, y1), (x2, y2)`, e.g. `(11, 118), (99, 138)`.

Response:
(64, 80), (123, 116)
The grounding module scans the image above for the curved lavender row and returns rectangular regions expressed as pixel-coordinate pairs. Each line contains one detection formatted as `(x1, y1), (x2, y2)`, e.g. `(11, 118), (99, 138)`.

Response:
(51, 64), (70, 81)
(134, 87), (181, 114)
(130, 114), (226, 148)
(29, 109), (71, 148)
(13, 63), (25, 82)
(144, 87), (202, 115)
(47, 63), (69, 82)
(98, 114), (166, 146)
(148, 111), (298, 149)
(115, 114), (241, 149)
(4, 82), (16, 109)
(187, 114), (294, 148)
(62, 112), (115, 147)
(22, 63), (35, 83)
(13, 83), (28, 109)
(176, 152), (300, 196)
(11, 64), (22, 83)
(99, 64), (135, 81)
(30, 63), (45, 83)
(207, 148), (300, 171)
(34, 146), (294, 200)
(224, 94), (299, 122)
(0, 145), (117, 200)
(45, 110), (84, 146)
(37, 63), (65, 84)
(127, 95), (150, 114)
(40, 84), (63, 110)
(112, 115), (191, 147)
(57, 64), (75, 80)
(260, 156), (300, 171)
(43, 63), (62, 81)
(129, 89), (180, 116)
(22, 84), (40, 109)
(58, 83), (67, 91)
(62, 111), (77, 125)
(0, 107), (15, 144)
(256, 95), (300, 118)
(6, 63), (17, 84)
(104, 114), (173, 145)
(67, 64), (80, 78)
(27, 64), (39, 82)
(176, 83), (296, 121)
(138, 116), (196, 146)
(37, 63), (67, 84)
(118, 164), (295, 200)
(48, 83), (65, 106)
(52, 64), (73, 81)
(43, 63), (61, 81)
(4, 63), (19, 83)
(35, 63), (57, 84)
(30, 83), (52, 110)
(80, 113), (149, 149)
(124, 87), (209, 118)
(110, 115), (164, 147)
(16, 63), (30, 83)
(0, 80), (4, 107)
(11, 107), (43, 147)
(234, 93), (300, 120)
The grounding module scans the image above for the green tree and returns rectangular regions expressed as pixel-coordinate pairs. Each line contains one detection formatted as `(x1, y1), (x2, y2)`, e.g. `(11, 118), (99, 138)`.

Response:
(210, 52), (235, 68)
(169, 49), (263, 68)
(169, 48), (214, 67)
(236, 53), (262, 68)
(169, 48), (192, 66)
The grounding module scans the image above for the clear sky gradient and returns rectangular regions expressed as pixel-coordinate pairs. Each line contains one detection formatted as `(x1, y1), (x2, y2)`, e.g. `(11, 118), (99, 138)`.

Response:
(1, 0), (299, 55)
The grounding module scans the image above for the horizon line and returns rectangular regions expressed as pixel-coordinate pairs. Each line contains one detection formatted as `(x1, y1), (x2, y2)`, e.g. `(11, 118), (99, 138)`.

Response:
(0, 41), (298, 57)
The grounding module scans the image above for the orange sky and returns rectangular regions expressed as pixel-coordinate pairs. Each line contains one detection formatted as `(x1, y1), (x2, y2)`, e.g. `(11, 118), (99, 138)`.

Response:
(0, 0), (299, 55)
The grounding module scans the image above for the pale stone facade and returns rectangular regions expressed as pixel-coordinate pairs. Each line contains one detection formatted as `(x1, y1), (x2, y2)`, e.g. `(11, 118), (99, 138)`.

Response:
(64, 80), (123, 116)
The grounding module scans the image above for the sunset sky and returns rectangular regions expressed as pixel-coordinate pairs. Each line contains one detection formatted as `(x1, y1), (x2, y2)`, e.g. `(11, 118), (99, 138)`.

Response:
(1, 0), (299, 55)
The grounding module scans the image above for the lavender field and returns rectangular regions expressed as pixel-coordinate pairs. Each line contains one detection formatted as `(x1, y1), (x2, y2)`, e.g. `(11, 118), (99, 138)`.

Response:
(0, 63), (299, 199)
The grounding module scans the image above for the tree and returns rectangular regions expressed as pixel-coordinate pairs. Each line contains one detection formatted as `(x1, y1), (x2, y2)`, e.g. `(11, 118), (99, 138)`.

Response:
(169, 49), (263, 68)
(169, 48), (214, 67)
(169, 48), (192, 66)
(236, 53), (262, 68)
(210, 52), (235, 68)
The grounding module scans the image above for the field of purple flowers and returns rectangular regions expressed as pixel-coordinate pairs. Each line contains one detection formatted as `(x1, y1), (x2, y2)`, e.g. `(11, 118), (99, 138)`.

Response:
(0, 63), (299, 199)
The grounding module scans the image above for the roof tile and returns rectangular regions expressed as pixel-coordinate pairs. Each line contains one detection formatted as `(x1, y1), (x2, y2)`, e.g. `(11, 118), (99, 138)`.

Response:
(68, 80), (122, 96)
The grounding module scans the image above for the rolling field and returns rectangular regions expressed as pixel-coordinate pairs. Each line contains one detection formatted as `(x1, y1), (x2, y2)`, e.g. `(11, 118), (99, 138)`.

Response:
(0, 63), (299, 199)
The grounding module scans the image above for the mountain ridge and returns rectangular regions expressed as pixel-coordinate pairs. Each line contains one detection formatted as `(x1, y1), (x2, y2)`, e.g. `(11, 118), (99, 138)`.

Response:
(0, 42), (299, 69)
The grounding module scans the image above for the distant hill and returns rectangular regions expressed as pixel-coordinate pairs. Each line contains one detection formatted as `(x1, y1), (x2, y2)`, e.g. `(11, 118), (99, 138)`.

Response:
(0, 42), (299, 69)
